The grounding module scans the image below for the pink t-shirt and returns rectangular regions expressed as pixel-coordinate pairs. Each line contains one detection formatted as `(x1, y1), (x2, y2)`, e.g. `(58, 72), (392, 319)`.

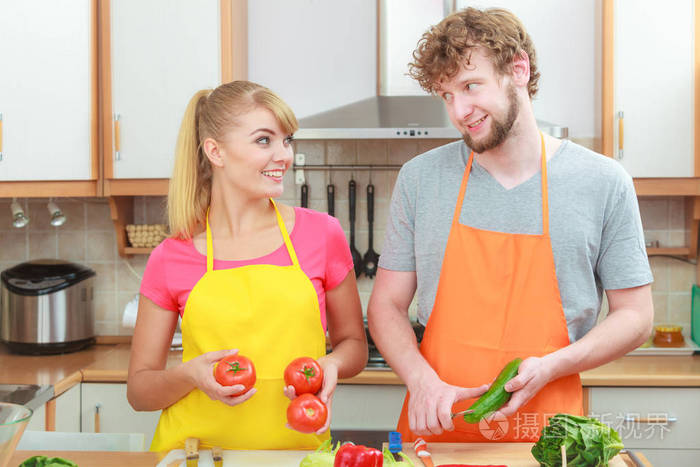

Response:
(140, 207), (354, 330)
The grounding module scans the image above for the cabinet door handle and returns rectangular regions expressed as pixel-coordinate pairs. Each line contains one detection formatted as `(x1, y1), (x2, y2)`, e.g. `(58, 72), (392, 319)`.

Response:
(0, 112), (4, 161)
(114, 114), (121, 161)
(94, 403), (101, 433)
(623, 414), (677, 424)
(617, 111), (624, 160)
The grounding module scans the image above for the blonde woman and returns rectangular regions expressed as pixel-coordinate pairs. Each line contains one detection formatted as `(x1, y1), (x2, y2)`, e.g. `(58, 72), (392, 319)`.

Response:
(127, 81), (367, 451)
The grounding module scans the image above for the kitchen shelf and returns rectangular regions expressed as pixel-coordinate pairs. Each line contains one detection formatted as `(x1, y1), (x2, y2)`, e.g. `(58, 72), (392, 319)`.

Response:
(123, 247), (153, 255)
(647, 247), (692, 257)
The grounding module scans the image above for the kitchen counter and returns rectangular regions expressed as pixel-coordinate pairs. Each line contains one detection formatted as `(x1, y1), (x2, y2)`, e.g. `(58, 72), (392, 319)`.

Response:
(9, 443), (652, 467)
(1, 343), (699, 397)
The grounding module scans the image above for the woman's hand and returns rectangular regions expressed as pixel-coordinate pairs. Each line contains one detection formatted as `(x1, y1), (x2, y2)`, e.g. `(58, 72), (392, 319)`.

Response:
(186, 348), (256, 407)
(283, 358), (338, 434)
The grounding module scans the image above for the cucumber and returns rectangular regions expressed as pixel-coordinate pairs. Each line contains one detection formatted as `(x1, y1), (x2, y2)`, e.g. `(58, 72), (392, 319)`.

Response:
(463, 357), (522, 423)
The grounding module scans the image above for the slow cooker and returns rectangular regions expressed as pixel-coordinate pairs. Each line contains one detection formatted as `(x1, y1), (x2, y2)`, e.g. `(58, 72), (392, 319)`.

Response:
(1, 259), (96, 354)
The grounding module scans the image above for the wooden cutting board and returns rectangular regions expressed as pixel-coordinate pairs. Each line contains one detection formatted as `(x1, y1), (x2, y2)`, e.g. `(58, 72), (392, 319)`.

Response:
(391, 442), (631, 466)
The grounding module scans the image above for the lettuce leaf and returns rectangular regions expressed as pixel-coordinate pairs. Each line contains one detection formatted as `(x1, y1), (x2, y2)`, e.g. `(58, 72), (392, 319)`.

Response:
(531, 413), (624, 467)
(382, 446), (416, 466)
(299, 438), (340, 467)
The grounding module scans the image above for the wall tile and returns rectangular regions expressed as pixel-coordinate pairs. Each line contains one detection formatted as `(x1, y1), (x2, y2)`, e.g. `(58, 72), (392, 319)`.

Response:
(648, 257), (670, 293)
(667, 293), (691, 327)
(0, 231), (27, 262)
(651, 292), (668, 322)
(357, 141), (388, 164)
(87, 262), (116, 292)
(145, 197), (168, 225)
(58, 201), (86, 231)
(668, 198), (685, 230)
(669, 261), (695, 293)
(87, 231), (116, 261)
(26, 199), (53, 232)
(0, 200), (15, 230)
(94, 290), (117, 323)
(295, 140), (325, 164)
(117, 258), (146, 292)
(388, 141), (419, 165)
(327, 141), (356, 165)
(28, 232), (57, 259)
(58, 231), (87, 262)
(639, 198), (668, 230)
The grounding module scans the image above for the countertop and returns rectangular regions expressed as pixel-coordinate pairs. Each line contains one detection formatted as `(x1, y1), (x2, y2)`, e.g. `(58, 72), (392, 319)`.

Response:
(1, 343), (699, 398)
(9, 443), (651, 467)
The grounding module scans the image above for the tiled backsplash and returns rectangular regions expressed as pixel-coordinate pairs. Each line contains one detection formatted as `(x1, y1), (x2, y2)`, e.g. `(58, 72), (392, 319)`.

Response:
(0, 140), (694, 336)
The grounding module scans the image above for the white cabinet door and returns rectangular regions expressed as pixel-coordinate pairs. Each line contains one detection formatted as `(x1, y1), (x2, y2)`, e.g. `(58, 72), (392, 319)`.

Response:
(456, 0), (598, 141)
(110, 0), (220, 179)
(380, 0), (444, 97)
(56, 384), (81, 433)
(613, 0), (694, 177)
(0, 0), (93, 181)
(332, 384), (406, 430)
(248, 0), (376, 119)
(80, 383), (161, 449)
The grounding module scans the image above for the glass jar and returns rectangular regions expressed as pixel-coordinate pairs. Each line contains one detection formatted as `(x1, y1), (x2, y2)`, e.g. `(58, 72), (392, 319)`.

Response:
(653, 325), (685, 347)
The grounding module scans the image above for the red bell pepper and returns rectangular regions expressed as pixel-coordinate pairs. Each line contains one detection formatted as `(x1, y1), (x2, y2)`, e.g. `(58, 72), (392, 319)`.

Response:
(334, 443), (383, 467)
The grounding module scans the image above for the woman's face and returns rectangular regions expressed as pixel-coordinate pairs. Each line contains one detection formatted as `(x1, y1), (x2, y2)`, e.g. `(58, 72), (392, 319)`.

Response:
(209, 106), (294, 200)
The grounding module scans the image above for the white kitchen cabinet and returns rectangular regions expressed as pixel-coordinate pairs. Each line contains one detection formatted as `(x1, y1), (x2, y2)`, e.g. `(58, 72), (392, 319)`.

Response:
(247, 0), (376, 119)
(609, 0), (695, 177)
(0, 0), (95, 181)
(588, 387), (700, 467)
(26, 403), (46, 432)
(331, 384), (406, 431)
(107, 0), (221, 179)
(80, 383), (161, 448)
(55, 384), (82, 433)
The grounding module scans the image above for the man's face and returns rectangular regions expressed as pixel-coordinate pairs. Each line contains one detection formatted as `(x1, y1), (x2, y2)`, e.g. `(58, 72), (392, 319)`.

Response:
(437, 48), (520, 154)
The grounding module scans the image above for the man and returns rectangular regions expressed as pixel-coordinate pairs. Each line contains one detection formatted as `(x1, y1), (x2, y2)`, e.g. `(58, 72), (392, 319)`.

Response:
(367, 7), (653, 443)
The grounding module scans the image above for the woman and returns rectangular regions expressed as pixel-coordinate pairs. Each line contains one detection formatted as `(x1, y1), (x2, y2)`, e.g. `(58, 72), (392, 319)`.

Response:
(127, 81), (367, 451)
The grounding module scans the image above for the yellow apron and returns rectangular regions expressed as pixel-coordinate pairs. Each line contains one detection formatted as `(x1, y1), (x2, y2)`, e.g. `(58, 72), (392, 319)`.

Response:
(150, 199), (329, 451)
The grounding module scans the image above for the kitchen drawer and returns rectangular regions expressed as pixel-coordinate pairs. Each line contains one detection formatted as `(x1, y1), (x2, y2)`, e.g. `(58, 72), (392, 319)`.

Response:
(332, 384), (406, 431)
(589, 387), (700, 450)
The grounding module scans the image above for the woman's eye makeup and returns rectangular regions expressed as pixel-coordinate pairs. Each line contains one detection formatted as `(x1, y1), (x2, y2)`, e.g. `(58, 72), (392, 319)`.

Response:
(256, 136), (270, 144)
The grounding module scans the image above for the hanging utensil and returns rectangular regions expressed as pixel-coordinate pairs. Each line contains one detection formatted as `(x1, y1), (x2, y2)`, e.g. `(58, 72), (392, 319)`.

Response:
(362, 182), (380, 278)
(327, 183), (335, 217)
(301, 183), (309, 208)
(349, 179), (363, 277)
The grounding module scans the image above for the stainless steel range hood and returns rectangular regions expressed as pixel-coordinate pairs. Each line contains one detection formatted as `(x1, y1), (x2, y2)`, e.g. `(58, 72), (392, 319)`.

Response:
(295, 95), (568, 140)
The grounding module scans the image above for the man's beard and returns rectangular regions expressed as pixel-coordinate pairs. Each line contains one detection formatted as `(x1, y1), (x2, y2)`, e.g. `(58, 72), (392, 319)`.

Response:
(461, 85), (519, 154)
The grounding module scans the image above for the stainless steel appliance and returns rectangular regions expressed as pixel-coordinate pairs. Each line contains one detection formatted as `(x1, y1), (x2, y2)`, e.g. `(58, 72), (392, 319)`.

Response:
(1, 259), (96, 354)
(364, 319), (424, 369)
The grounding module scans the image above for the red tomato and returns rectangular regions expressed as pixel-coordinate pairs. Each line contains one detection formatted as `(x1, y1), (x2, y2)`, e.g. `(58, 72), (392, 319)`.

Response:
(284, 357), (324, 395)
(287, 393), (328, 433)
(213, 354), (256, 396)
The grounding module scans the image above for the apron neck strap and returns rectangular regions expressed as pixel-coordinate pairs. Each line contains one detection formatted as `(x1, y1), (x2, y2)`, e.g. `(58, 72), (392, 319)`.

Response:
(204, 200), (300, 272)
(270, 199), (300, 268)
(454, 132), (549, 235)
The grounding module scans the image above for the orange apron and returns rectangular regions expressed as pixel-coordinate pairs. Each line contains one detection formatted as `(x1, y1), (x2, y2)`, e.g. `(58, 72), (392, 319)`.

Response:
(150, 199), (328, 451)
(397, 134), (582, 442)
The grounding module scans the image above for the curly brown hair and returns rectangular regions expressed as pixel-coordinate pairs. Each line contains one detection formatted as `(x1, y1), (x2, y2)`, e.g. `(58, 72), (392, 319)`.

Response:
(408, 7), (540, 98)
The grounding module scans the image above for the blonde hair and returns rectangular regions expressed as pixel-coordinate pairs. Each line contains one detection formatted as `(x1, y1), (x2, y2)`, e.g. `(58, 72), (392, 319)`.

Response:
(409, 7), (540, 98)
(168, 81), (298, 239)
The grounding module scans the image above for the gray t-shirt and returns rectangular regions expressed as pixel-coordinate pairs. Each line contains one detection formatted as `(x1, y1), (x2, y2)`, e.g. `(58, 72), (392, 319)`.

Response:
(379, 139), (653, 343)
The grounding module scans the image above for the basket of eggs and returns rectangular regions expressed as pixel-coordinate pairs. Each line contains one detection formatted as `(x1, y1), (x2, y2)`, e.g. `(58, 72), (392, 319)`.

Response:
(126, 224), (169, 248)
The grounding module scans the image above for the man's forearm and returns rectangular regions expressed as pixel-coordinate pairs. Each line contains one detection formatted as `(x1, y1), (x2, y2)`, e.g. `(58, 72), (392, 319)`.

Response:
(368, 301), (439, 389)
(545, 307), (652, 381)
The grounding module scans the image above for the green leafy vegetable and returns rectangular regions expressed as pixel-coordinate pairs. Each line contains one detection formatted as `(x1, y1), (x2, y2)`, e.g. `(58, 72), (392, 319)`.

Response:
(531, 413), (624, 467)
(19, 456), (78, 467)
(299, 438), (340, 467)
(382, 446), (416, 466)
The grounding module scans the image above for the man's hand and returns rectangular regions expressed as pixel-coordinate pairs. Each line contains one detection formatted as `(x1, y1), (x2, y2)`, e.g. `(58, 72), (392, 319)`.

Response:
(408, 373), (489, 436)
(498, 355), (554, 417)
